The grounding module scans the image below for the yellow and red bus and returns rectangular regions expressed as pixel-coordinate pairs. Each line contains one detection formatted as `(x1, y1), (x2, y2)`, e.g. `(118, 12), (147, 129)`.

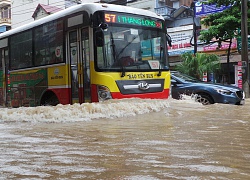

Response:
(0, 3), (171, 107)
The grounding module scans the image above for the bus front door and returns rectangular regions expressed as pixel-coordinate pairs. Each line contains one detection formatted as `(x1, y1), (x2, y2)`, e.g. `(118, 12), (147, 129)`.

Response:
(69, 28), (90, 104)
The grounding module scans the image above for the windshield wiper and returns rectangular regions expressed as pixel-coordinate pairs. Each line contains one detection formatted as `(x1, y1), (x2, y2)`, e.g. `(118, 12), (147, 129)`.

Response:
(157, 66), (162, 76)
(157, 46), (163, 76)
(121, 66), (126, 77)
(110, 32), (117, 63)
(116, 35), (137, 59)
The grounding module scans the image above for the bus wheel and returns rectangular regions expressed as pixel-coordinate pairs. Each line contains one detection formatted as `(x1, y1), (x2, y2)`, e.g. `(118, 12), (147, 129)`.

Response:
(40, 91), (59, 106)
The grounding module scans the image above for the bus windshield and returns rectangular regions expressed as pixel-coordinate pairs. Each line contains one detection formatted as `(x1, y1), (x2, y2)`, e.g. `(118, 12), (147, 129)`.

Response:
(95, 14), (167, 72)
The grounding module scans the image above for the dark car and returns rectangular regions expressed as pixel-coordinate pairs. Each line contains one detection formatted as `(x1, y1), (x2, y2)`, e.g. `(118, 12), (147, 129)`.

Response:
(171, 71), (245, 105)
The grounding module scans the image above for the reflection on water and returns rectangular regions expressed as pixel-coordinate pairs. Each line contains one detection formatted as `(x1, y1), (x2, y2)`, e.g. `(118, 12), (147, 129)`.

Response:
(0, 98), (250, 179)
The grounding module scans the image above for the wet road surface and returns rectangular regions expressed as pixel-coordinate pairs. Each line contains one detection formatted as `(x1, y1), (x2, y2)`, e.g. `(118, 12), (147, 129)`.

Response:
(0, 98), (249, 179)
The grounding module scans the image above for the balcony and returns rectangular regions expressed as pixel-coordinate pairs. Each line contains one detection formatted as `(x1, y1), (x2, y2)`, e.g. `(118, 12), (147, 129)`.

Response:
(0, 0), (10, 8)
(155, 6), (175, 18)
(0, 17), (11, 25)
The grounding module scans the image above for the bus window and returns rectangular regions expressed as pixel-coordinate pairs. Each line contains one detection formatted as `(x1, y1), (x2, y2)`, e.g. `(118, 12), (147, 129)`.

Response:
(0, 50), (3, 106)
(34, 52), (44, 66)
(96, 27), (165, 71)
(34, 19), (64, 66)
(1, 49), (9, 107)
(10, 30), (32, 70)
(0, 50), (2, 69)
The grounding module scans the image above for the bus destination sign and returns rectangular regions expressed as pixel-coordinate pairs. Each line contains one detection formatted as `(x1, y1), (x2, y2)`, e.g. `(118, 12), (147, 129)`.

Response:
(104, 13), (162, 29)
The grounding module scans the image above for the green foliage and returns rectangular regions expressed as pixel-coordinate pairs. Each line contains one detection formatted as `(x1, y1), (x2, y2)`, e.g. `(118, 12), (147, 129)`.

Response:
(174, 52), (221, 79)
(199, 6), (240, 43)
(198, 0), (249, 80)
(206, 0), (240, 7)
(199, 0), (250, 44)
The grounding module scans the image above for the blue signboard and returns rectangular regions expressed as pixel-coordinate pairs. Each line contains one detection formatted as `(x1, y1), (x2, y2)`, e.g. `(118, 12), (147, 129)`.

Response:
(195, 2), (230, 17)
(0, 26), (6, 33)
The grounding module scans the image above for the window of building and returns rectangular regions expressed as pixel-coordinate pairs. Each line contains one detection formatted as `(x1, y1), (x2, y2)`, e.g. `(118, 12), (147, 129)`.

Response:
(1, 7), (11, 19)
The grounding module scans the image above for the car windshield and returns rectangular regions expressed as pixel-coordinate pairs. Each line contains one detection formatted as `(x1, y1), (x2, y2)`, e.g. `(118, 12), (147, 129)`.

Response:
(96, 25), (167, 72)
(172, 72), (201, 82)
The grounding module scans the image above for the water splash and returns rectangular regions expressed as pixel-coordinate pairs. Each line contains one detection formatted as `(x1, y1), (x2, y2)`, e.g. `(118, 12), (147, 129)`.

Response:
(0, 98), (172, 123)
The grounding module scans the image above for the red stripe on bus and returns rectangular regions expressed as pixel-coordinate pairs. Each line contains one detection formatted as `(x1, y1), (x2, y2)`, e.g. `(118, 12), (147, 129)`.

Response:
(49, 88), (71, 105)
(111, 89), (170, 99)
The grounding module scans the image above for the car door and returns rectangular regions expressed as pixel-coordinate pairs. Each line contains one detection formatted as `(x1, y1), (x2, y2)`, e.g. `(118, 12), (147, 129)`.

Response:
(171, 78), (191, 99)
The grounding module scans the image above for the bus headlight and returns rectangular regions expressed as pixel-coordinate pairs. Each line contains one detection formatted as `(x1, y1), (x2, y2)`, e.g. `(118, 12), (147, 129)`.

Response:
(97, 85), (112, 101)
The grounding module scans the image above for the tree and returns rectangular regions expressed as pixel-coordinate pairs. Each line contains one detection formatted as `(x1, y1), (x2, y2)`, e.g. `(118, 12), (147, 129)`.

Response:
(174, 52), (221, 80)
(198, 0), (250, 83)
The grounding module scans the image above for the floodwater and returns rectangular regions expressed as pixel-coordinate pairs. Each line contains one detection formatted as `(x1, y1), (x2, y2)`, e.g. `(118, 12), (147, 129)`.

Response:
(0, 97), (250, 180)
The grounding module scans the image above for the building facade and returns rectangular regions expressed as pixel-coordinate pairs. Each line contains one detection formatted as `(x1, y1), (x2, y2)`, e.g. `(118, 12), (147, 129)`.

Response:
(7, 0), (246, 85)
(154, 0), (242, 85)
(0, 0), (11, 33)
(11, 0), (80, 29)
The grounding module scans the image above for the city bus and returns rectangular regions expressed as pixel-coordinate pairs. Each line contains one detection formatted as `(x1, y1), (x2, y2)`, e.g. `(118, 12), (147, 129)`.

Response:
(0, 3), (171, 107)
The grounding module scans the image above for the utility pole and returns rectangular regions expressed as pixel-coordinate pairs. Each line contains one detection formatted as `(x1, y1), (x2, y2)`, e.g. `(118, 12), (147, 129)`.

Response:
(190, 0), (198, 55)
(194, 1), (198, 55)
(241, 0), (249, 98)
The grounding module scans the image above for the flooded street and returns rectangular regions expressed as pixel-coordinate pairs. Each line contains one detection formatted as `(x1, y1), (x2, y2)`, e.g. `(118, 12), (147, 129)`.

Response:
(0, 98), (250, 179)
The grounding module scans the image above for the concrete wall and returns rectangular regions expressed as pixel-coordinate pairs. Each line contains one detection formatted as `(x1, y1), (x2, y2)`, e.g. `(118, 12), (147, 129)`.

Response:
(127, 0), (155, 12)
(81, 0), (99, 3)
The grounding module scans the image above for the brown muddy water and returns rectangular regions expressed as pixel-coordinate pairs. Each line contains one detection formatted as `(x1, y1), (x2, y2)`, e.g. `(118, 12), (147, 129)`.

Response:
(0, 98), (250, 180)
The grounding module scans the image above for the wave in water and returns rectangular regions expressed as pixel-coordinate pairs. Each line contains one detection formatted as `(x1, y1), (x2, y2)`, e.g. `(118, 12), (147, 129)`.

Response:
(0, 98), (180, 123)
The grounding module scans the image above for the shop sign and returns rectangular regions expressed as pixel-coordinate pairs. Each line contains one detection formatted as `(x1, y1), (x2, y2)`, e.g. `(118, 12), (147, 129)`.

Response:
(168, 25), (195, 56)
(195, 1), (231, 17)
(237, 61), (243, 89)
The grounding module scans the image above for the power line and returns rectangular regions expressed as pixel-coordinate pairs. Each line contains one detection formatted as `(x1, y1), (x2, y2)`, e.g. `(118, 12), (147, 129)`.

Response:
(12, 1), (66, 14)
(12, 17), (34, 26)
(11, 0), (78, 27)
(11, 0), (66, 10)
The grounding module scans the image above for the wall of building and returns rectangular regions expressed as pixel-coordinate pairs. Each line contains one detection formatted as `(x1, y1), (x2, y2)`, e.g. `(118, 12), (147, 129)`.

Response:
(165, 0), (193, 8)
(11, 0), (77, 29)
(81, 0), (99, 3)
(35, 7), (51, 20)
(0, 2), (11, 32)
(127, 0), (155, 11)
(179, 0), (192, 7)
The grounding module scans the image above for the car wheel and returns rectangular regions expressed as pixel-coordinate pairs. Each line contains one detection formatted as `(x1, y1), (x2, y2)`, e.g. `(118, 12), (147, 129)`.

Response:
(195, 94), (214, 105)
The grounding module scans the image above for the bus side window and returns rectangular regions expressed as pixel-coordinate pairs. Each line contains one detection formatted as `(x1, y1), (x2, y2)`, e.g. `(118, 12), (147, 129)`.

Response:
(49, 50), (62, 64)
(34, 19), (64, 66)
(10, 30), (32, 69)
(19, 54), (32, 68)
(35, 52), (44, 66)
(0, 51), (2, 69)
(49, 52), (57, 64)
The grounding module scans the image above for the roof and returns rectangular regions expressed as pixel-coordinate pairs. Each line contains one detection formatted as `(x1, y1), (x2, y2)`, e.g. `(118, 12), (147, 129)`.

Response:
(172, 5), (190, 18)
(32, 4), (63, 18)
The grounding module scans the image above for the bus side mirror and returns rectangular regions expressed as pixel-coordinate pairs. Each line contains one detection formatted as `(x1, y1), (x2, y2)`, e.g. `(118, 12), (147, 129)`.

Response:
(95, 23), (108, 47)
(95, 29), (104, 47)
